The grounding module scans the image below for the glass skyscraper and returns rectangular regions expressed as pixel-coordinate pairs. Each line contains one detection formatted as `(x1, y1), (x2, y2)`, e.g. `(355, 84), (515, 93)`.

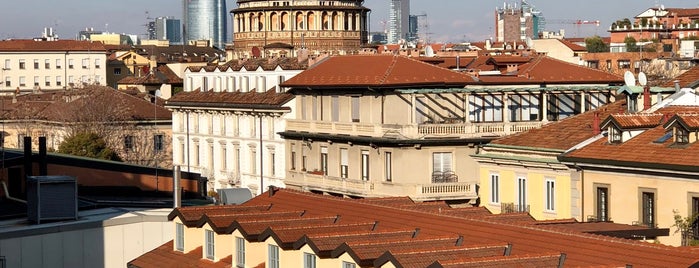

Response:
(183, 0), (227, 49)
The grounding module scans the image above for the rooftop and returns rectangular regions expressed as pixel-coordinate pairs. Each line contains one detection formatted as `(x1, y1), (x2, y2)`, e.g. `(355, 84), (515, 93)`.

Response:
(131, 189), (699, 267)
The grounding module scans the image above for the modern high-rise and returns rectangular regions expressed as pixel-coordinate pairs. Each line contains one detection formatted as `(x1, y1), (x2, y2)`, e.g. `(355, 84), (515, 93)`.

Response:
(388, 0), (409, 44)
(155, 16), (182, 44)
(231, 0), (370, 59)
(183, 0), (227, 49)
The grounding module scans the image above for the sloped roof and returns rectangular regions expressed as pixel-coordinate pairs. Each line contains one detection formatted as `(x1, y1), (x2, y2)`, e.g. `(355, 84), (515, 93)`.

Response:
(128, 241), (232, 268)
(0, 39), (106, 52)
(130, 189), (699, 267)
(665, 8), (699, 17)
(118, 65), (183, 85)
(563, 106), (699, 170)
(470, 55), (624, 85)
(166, 88), (293, 110)
(602, 113), (665, 129)
(492, 100), (628, 150)
(0, 86), (171, 122)
(559, 39), (588, 51)
(280, 55), (476, 88)
(662, 65), (699, 88)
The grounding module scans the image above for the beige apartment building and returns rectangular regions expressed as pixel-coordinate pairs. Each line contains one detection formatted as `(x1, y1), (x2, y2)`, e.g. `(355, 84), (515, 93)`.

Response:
(0, 39), (107, 93)
(278, 53), (622, 204)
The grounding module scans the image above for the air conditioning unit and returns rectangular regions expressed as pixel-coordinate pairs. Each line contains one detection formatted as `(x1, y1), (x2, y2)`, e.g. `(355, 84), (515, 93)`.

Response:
(27, 176), (78, 224)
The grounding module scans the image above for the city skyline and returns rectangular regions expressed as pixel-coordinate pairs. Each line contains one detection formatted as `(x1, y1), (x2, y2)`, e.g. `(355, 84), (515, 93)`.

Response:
(0, 0), (696, 43)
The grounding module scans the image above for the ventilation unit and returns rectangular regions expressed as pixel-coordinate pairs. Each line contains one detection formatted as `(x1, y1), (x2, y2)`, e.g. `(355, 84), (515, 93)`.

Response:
(217, 188), (253, 205)
(27, 176), (78, 224)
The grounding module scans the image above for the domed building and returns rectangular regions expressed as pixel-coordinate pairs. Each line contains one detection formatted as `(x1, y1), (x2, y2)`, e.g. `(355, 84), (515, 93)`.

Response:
(231, 0), (370, 59)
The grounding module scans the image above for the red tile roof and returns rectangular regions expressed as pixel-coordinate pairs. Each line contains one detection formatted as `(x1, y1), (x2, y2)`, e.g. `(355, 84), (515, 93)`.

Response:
(0, 39), (106, 52)
(131, 189), (699, 267)
(564, 106), (699, 169)
(127, 241), (232, 268)
(280, 55), (476, 88)
(665, 8), (699, 17)
(118, 65), (183, 85)
(166, 89), (293, 109)
(603, 113), (664, 129)
(662, 65), (699, 88)
(492, 100), (628, 150)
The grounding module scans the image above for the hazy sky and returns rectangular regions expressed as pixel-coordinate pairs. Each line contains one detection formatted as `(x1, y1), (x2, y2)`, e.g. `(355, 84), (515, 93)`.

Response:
(0, 0), (696, 43)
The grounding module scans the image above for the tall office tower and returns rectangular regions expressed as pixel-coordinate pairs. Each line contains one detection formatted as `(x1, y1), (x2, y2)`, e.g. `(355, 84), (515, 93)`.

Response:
(183, 0), (227, 49)
(388, 0), (409, 44)
(155, 16), (183, 44)
(147, 21), (157, 40)
(495, 0), (543, 43)
(231, 0), (370, 59)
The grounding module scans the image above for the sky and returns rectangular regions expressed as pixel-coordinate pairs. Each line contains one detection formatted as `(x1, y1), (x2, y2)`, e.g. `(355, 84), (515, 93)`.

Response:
(0, 0), (696, 43)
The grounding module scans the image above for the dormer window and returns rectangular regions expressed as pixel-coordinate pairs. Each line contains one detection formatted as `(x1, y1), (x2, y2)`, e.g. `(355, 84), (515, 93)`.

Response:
(610, 127), (622, 144)
(676, 127), (689, 144)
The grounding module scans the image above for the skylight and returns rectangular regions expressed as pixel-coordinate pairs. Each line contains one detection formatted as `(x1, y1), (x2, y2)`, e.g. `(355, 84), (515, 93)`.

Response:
(653, 132), (672, 143)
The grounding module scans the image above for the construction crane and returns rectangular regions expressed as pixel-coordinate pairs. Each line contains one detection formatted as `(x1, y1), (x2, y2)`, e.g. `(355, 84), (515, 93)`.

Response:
(544, 19), (601, 37)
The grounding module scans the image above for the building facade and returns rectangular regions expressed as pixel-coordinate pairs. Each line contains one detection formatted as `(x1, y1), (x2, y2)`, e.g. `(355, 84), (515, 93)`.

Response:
(155, 16), (183, 44)
(183, 0), (227, 49)
(0, 40), (107, 93)
(231, 0), (370, 59)
(167, 58), (305, 194)
(387, 0), (409, 44)
(495, 0), (542, 43)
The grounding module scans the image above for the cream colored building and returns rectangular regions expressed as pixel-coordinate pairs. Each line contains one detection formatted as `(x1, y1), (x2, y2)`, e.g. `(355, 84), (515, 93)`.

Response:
(0, 39), (107, 93)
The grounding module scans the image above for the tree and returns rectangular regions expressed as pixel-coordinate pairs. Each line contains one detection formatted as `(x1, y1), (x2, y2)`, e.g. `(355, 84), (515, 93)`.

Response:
(672, 209), (699, 246)
(58, 132), (122, 161)
(624, 36), (639, 52)
(585, 36), (609, 53)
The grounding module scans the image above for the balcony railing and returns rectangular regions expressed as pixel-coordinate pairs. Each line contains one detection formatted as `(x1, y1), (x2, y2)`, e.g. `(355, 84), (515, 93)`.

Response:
(286, 170), (476, 201)
(286, 119), (545, 139)
(432, 171), (458, 183)
(501, 203), (530, 213)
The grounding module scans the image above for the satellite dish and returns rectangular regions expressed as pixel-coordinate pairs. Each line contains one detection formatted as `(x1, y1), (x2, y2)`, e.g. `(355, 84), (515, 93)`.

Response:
(638, 72), (648, 86)
(624, 71), (636, 86)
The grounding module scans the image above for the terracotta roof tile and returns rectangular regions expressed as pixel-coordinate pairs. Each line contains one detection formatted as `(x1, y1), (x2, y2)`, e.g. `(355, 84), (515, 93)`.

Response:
(493, 100), (628, 150)
(127, 241), (231, 268)
(605, 113), (664, 129)
(661, 65), (699, 88)
(166, 89), (293, 109)
(281, 55), (475, 88)
(0, 39), (106, 52)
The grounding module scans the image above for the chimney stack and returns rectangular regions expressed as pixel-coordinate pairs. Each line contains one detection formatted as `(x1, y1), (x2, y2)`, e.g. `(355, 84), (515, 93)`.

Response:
(173, 165), (181, 208)
(643, 86), (652, 111)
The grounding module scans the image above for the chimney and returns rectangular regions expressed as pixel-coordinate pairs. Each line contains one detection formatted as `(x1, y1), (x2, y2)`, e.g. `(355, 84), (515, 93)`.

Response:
(173, 165), (181, 208)
(643, 86), (652, 110)
(674, 80), (681, 91)
(593, 113), (601, 135)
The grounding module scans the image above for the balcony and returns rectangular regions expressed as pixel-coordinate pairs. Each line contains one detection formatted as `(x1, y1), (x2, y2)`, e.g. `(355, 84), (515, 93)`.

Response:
(500, 203), (530, 214)
(286, 170), (477, 202)
(286, 120), (546, 139)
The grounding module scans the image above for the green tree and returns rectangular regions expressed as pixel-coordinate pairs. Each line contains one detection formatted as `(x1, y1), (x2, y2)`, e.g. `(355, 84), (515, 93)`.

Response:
(672, 209), (699, 246)
(585, 36), (609, 53)
(58, 132), (122, 161)
(624, 36), (639, 52)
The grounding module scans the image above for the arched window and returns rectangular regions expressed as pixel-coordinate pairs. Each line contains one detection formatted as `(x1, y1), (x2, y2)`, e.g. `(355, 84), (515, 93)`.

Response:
(270, 12), (279, 31)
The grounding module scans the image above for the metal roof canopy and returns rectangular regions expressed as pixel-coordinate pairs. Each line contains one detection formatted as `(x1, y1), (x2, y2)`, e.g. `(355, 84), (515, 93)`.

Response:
(397, 86), (621, 94)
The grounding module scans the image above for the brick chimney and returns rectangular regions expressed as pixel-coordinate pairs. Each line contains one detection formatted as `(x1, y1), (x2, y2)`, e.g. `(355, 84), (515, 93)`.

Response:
(593, 112), (601, 135)
(643, 85), (652, 110)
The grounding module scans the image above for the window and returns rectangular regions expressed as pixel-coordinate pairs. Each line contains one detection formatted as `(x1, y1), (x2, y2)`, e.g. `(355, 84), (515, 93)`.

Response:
(154, 134), (164, 152)
(56, 59), (62, 69)
(114, 68), (121, 75)
(490, 173), (500, 204)
(221, 147), (227, 170)
(331, 96), (340, 122)
(587, 60), (599, 69)
(340, 148), (349, 178)
(33, 59), (39, 69)
(610, 127), (621, 143)
(235, 237), (245, 267)
(19, 59), (25, 69)
(432, 152), (453, 183)
(251, 148), (257, 174)
(19, 76), (25, 87)
(205, 229), (215, 260)
(4, 76), (10, 87)
(676, 127), (689, 144)
(692, 197), (699, 240)
(175, 223), (184, 251)
(351, 96), (360, 122)
(290, 145), (296, 170)
(385, 151), (392, 182)
(508, 94), (540, 121)
(33, 76), (39, 87)
(56, 76), (62, 86)
(517, 177), (527, 212)
(342, 262), (357, 268)
(470, 94), (504, 122)
(95, 58), (101, 69)
(320, 146), (328, 175)
(270, 151), (276, 176)
(303, 252), (316, 268)
(44, 59), (50, 69)
(545, 179), (556, 211)
(45, 76), (50, 86)
(596, 186), (609, 221)
(4, 59), (9, 69)
(68, 59), (74, 69)
(641, 191), (655, 228)
(124, 136), (134, 151)
(268, 244), (280, 268)
(361, 150), (369, 181)
(618, 60), (631, 69)
(82, 58), (89, 69)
